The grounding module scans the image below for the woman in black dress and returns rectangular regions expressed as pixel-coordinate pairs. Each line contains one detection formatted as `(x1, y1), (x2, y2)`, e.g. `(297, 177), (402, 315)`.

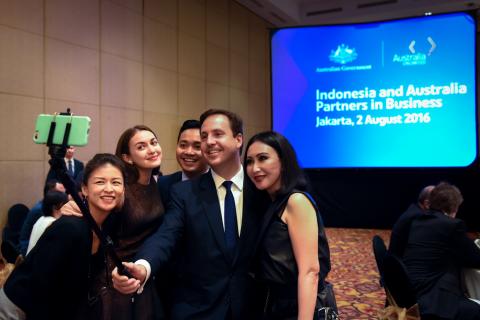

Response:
(245, 131), (332, 320)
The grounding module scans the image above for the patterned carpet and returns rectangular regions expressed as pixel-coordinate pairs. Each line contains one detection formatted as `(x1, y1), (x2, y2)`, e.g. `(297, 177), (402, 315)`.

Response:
(325, 228), (391, 319)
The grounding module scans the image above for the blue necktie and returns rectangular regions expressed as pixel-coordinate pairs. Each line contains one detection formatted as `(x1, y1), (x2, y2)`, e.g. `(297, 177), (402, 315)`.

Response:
(223, 181), (238, 251)
(67, 159), (74, 176)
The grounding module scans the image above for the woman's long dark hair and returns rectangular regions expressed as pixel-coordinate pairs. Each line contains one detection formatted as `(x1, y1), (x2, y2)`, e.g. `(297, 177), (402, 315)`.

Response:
(244, 131), (308, 198)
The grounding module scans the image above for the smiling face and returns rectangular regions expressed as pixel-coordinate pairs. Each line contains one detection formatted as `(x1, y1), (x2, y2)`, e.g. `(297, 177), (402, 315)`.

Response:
(176, 128), (208, 178)
(122, 130), (162, 171)
(200, 114), (242, 176)
(82, 163), (125, 218)
(246, 141), (282, 197)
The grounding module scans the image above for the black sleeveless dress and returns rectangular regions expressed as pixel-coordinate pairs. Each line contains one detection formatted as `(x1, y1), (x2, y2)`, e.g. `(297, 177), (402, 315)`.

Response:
(257, 191), (331, 320)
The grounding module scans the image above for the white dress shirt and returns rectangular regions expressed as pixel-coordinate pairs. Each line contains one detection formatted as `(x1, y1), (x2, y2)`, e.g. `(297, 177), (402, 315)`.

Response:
(210, 167), (244, 235)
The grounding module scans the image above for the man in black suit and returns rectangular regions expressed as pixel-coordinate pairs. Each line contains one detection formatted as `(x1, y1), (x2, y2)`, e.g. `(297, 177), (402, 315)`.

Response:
(45, 146), (84, 182)
(157, 119), (208, 205)
(389, 185), (434, 257)
(403, 182), (480, 320)
(113, 109), (269, 320)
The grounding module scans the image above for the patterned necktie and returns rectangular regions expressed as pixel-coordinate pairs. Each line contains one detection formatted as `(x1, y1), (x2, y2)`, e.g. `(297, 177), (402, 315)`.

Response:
(223, 181), (238, 251)
(67, 159), (74, 176)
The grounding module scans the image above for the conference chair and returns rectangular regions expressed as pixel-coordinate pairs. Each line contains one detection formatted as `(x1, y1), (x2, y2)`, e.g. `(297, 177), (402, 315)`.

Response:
(382, 253), (420, 319)
(372, 235), (387, 287)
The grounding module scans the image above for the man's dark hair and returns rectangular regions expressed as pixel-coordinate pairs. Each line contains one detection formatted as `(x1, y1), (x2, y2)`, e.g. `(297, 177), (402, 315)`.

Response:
(429, 182), (463, 215)
(42, 191), (68, 217)
(43, 179), (61, 197)
(199, 109), (244, 137)
(177, 120), (201, 142)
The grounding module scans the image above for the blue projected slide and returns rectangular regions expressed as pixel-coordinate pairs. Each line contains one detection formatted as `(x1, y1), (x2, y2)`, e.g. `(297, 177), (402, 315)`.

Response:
(271, 12), (477, 168)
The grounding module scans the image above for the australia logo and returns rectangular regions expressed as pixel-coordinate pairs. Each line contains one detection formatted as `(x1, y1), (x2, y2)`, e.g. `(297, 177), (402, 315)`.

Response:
(329, 44), (358, 64)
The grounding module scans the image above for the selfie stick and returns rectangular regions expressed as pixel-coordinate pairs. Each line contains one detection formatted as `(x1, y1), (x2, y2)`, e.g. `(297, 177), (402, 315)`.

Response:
(46, 109), (132, 278)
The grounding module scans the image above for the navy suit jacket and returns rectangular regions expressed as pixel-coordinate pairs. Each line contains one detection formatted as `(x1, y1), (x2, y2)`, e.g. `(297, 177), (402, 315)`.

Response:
(46, 158), (84, 182)
(157, 171), (182, 207)
(137, 171), (269, 320)
(403, 212), (480, 319)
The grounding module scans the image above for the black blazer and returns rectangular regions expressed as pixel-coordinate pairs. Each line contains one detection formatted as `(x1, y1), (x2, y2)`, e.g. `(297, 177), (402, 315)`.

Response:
(4, 216), (93, 320)
(403, 211), (480, 319)
(137, 171), (269, 320)
(46, 158), (84, 182)
(157, 171), (182, 207)
(388, 203), (423, 257)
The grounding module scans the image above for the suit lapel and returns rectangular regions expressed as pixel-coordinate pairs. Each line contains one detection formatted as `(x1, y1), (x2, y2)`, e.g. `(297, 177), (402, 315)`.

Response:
(199, 173), (230, 262)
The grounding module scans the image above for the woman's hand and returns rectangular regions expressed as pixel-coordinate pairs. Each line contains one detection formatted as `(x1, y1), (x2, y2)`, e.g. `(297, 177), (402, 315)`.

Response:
(112, 262), (146, 294)
(60, 200), (83, 217)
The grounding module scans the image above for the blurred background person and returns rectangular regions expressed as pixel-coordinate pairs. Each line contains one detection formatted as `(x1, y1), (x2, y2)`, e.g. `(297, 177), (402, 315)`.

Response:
(18, 179), (66, 256)
(1, 204), (29, 264)
(389, 185), (434, 258)
(403, 182), (480, 320)
(45, 146), (84, 182)
(26, 190), (68, 254)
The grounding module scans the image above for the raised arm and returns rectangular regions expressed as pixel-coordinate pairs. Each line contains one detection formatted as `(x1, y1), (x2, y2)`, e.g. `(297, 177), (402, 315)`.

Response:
(112, 183), (187, 293)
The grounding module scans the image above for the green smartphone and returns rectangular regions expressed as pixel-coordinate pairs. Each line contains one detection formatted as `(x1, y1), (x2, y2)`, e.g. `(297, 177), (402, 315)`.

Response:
(33, 114), (91, 146)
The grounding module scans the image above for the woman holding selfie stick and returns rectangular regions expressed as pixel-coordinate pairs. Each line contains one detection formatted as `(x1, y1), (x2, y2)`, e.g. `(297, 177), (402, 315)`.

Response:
(0, 153), (126, 320)
(62, 125), (165, 320)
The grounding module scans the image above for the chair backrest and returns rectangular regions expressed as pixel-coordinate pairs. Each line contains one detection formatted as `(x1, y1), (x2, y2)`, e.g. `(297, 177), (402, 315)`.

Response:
(1, 240), (20, 264)
(372, 235), (387, 285)
(382, 253), (417, 308)
(6, 203), (29, 231)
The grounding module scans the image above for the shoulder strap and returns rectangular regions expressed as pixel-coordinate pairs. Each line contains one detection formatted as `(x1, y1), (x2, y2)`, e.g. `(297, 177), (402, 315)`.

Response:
(275, 189), (318, 217)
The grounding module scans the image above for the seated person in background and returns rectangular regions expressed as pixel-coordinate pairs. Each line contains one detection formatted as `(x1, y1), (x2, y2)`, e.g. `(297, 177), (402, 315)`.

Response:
(1, 204), (29, 264)
(18, 179), (66, 256)
(157, 119), (208, 206)
(403, 182), (480, 320)
(26, 191), (68, 254)
(389, 185), (434, 257)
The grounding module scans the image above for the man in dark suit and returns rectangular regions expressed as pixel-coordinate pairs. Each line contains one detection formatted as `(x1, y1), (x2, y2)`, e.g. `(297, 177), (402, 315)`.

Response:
(403, 182), (480, 320)
(45, 146), (84, 182)
(157, 119), (208, 205)
(389, 185), (434, 257)
(113, 109), (269, 320)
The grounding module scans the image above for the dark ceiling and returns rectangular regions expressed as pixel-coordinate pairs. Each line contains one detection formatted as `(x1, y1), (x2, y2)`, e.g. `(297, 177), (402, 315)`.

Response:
(235, 0), (480, 26)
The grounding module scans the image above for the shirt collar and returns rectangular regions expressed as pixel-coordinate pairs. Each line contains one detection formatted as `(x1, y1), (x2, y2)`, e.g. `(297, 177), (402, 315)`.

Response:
(211, 166), (244, 191)
(181, 168), (210, 181)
